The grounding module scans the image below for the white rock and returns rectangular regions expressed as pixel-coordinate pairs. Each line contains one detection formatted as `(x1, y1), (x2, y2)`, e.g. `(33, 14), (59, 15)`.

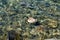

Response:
(27, 17), (37, 23)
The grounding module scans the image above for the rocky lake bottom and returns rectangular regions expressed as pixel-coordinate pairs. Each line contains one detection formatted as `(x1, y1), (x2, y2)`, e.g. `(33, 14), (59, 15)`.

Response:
(0, 0), (60, 40)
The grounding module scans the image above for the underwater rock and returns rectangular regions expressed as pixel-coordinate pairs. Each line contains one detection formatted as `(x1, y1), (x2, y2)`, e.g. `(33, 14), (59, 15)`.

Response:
(8, 30), (16, 40)
(45, 3), (50, 7)
(27, 17), (37, 23)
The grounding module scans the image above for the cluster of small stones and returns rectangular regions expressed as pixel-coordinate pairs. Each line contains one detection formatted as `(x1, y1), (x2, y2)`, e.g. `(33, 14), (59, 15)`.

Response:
(0, 0), (60, 40)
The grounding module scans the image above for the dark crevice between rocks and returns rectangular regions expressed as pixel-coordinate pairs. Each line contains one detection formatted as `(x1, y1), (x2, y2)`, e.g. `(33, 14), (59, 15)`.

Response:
(33, 21), (42, 26)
